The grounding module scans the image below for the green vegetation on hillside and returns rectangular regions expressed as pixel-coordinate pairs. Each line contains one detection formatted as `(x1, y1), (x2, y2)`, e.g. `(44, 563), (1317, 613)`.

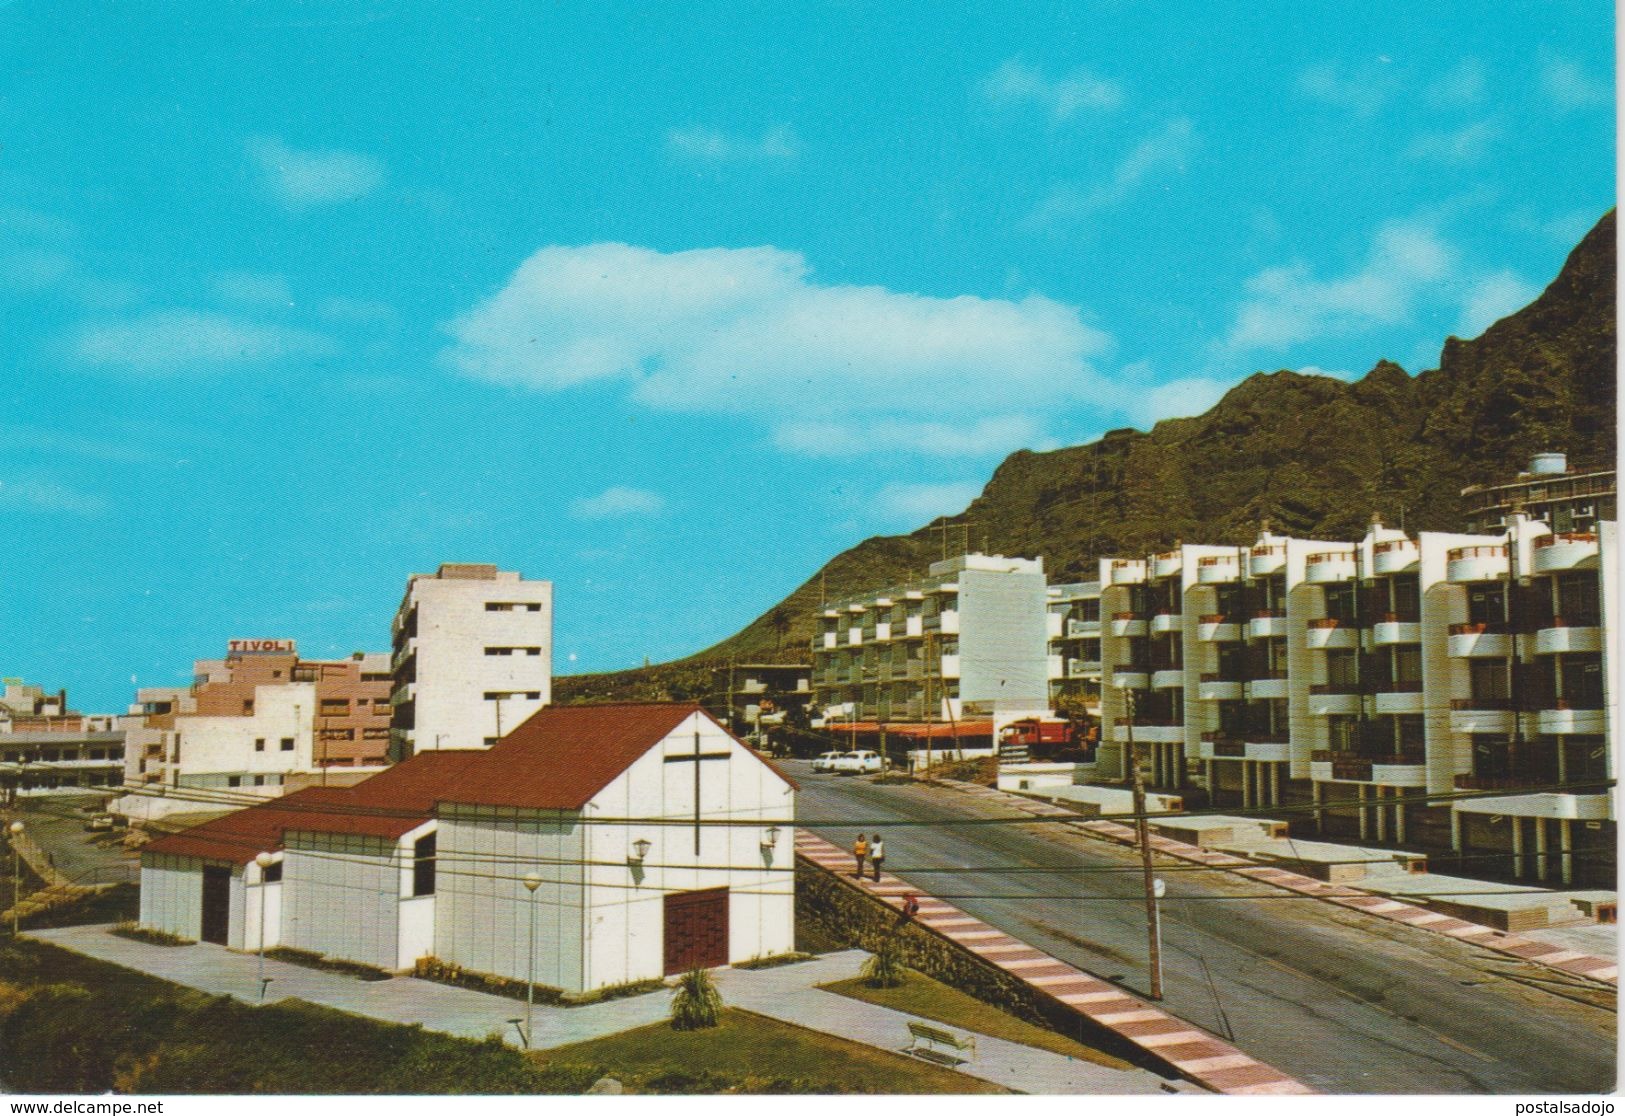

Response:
(556, 210), (1615, 705)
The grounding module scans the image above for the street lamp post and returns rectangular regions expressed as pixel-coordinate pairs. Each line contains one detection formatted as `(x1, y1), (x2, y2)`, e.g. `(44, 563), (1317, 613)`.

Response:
(521, 871), (542, 1047)
(8, 821), (22, 937)
(255, 851), (275, 1001)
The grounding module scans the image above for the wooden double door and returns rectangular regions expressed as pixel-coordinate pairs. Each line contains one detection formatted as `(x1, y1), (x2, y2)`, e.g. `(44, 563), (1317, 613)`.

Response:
(662, 887), (729, 975)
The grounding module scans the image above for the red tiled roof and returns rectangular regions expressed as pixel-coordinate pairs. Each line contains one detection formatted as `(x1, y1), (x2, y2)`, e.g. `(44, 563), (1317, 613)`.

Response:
(282, 750), (484, 839)
(437, 702), (796, 810)
(141, 788), (354, 864)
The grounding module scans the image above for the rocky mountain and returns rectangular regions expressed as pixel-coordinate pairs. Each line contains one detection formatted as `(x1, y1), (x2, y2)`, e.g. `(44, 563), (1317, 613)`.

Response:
(556, 210), (1616, 705)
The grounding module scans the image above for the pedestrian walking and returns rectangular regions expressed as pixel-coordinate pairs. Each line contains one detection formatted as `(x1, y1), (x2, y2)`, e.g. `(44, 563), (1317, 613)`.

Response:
(869, 833), (885, 881)
(851, 833), (868, 878)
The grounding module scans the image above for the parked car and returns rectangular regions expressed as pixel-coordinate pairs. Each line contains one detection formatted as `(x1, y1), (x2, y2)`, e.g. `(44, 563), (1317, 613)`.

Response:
(834, 750), (887, 775)
(812, 751), (845, 773)
(84, 814), (116, 832)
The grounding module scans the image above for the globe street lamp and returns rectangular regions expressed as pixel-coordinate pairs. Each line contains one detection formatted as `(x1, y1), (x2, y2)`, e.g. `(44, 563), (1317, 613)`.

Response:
(255, 851), (275, 1001)
(8, 821), (23, 938)
(521, 871), (543, 1048)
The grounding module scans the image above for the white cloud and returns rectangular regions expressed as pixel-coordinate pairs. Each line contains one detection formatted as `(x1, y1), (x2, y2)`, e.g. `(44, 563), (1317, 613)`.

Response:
(1298, 60), (1398, 116)
(570, 486), (667, 520)
(774, 415), (1042, 458)
(0, 478), (105, 516)
(1426, 58), (1486, 107)
(1025, 118), (1194, 227)
(1458, 269), (1539, 337)
(981, 60), (1123, 120)
(1297, 365), (1358, 381)
(213, 271), (292, 306)
(872, 481), (981, 525)
(1218, 221), (1454, 353)
(1538, 50), (1609, 109)
(70, 311), (334, 373)
(1130, 377), (1231, 427)
(1406, 119), (1499, 164)
(666, 125), (800, 162)
(247, 137), (385, 207)
(442, 243), (1111, 444)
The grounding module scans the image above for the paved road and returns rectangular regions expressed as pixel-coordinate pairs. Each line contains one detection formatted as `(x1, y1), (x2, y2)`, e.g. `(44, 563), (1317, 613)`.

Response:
(11, 793), (139, 886)
(793, 764), (1616, 1094)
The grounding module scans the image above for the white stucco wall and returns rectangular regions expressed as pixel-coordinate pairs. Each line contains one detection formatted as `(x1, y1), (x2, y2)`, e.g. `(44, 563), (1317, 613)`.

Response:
(282, 830), (405, 970)
(139, 854), (202, 940)
(434, 805), (586, 989)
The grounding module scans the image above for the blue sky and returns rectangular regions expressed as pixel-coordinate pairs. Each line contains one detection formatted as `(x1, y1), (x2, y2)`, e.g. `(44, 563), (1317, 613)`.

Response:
(0, 1), (1613, 710)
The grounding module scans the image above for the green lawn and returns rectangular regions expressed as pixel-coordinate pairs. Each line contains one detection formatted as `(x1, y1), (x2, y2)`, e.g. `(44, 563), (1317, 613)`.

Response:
(536, 1007), (1008, 1094)
(821, 969), (1132, 1069)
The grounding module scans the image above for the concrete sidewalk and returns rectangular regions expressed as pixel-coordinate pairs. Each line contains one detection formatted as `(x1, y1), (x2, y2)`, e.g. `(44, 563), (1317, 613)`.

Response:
(26, 924), (1181, 1094)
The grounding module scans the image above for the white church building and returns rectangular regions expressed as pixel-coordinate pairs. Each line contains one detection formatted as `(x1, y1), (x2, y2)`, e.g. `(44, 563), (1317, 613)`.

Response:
(432, 702), (798, 992)
(137, 703), (797, 992)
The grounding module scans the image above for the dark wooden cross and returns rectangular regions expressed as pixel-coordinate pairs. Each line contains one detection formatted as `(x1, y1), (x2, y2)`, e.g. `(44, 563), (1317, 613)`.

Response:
(664, 727), (730, 854)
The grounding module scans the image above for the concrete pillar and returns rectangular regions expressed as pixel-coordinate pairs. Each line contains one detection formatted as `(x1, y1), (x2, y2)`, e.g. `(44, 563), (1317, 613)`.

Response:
(1395, 790), (1407, 844)
(1241, 761), (1250, 810)
(1375, 784), (1387, 842)
(1450, 807), (1462, 851)
(1270, 763), (1280, 806)
(1312, 780), (1324, 832)
(1534, 816), (1549, 882)
(1511, 816), (1525, 879)
(1557, 740), (1566, 784)
(1358, 784), (1369, 840)
(1560, 819), (1573, 885)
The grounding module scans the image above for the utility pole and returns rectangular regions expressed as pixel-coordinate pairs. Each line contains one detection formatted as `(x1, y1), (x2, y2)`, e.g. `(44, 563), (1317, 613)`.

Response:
(1124, 687), (1163, 999)
(923, 632), (935, 773)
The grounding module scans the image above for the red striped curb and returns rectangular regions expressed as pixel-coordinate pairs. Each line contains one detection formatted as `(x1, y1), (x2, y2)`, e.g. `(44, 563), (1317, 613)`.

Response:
(937, 779), (1618, 988)
(795, 829), (1313, 1095)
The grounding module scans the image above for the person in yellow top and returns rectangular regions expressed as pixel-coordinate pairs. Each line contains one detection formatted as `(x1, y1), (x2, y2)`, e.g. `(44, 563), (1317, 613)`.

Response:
(851, 833), (869, 878)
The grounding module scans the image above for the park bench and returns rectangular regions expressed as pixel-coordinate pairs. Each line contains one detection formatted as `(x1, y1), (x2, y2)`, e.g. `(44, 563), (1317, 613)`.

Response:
(905, 1019), (977, 1065)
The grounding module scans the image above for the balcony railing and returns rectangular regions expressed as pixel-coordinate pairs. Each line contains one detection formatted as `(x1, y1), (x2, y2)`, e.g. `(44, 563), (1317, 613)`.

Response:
(1312, 749), (1424, 765)
(1449, 621), (1508, 636)
(1535, 532), (1598, 548)
(1447, 545), (1507, 561)
(1309, 682), (1362, 695)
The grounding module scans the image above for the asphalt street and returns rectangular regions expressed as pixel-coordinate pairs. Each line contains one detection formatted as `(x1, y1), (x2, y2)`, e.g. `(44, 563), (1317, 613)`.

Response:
(792, 763), (1616, 1094)
(11, 793), (139, 886)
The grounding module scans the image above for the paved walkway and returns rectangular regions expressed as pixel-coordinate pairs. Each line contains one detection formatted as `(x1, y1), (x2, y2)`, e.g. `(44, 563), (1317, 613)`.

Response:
(794, 830), (1311, 1095)
(26, 924), (1180, 1095)
(945, 779), (1620, 988)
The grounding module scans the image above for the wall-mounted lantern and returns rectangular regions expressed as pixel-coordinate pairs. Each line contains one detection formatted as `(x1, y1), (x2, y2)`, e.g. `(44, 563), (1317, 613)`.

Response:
(630, 838), (652, 862)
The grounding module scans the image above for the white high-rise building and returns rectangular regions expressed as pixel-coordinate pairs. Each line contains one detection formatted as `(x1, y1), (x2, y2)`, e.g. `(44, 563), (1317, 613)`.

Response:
(390, 563), (553, 757)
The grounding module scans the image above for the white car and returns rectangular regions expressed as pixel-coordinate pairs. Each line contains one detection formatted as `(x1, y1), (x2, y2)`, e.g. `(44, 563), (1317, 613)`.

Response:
(812, 751), (845, 773)
(833, 750), (887, 775)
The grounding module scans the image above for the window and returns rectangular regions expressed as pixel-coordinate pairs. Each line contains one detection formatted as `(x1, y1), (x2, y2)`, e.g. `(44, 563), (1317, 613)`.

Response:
(280, 737), (295, 751)
(255, 738), (266, 752)
(526, 647), (541, 656)
(485, 647), (514, 656)
(228, 775), (241, 788)
(320, 699), (350, 715)
(485, 602), (512, 611)
(413, 833), (436, 896)
(253, 775), (265, 786)
(1323, 583), (1357, 623)
(242, 699), (254, 714)
(261, 860), (282, 883)
(527, 603), (541, 612)
(526, 691), (540, 700)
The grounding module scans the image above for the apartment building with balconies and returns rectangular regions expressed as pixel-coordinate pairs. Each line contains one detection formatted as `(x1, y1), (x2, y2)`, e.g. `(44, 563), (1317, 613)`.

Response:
(111, 642), (392, 821)
(811, 553), (1049, 731)
(1046, 581), (1103, 716)
(1096, 513), (1615, 884)
(0, 681), (125, 802)
(1462, 452), (1615, 535)
(389, 563), (553, 757)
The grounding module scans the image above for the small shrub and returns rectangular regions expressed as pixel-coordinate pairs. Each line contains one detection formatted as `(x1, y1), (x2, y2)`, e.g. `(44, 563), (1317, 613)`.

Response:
(266, 946), (391, 982)
(860, 936), (905, 989)
(668, 967), (723, 1031)
(561, 977), (665, 1006)
(111, 921), (194, 947)
(731, 951), (813, 970)
(413, 955), (564, 1005)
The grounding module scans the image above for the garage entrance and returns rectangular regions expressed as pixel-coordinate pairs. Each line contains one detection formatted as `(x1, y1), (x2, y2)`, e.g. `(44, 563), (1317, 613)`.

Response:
(201, 864), (231, 945)
(663, 887), (729, 974)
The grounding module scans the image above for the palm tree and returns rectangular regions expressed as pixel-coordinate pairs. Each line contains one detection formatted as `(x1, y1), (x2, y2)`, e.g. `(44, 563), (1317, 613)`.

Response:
(669, 966), (724, 1030)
